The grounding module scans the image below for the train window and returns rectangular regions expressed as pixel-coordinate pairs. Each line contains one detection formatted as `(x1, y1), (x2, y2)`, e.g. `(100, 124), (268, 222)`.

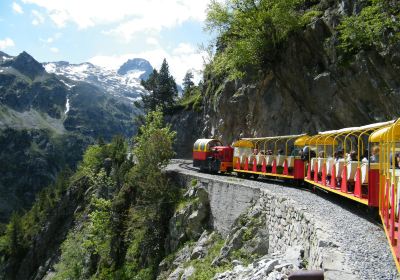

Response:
(234, 147), (252, 157)
(200, 142), (206, 151)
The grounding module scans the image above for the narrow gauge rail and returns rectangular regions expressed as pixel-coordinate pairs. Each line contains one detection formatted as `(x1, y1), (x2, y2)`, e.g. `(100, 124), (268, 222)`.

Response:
(192, 119), (400, 272)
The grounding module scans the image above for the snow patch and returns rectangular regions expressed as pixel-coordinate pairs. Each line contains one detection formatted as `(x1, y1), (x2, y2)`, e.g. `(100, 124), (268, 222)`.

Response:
(62, 63), (90, 79)
(43, 61), (148, 103)
(44, 63), (56, 73)
(60, 79), (75, 88)
(64, 98), (70, 114)
(126, 70), (146, 79)
(2, 56), (12, 61)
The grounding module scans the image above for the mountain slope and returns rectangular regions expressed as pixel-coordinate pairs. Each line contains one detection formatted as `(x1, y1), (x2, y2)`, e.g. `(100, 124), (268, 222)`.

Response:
(0, 51), (143, 222)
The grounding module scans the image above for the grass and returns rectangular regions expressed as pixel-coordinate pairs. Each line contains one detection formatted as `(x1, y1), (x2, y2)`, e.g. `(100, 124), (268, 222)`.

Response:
(175, 197), (199, 213)
(186, 234), (233, 280)
(191, 179), (198, 187)
(179, 90), (203, 112)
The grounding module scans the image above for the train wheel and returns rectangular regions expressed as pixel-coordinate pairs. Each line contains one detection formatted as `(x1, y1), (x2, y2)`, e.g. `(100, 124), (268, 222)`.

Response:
(253, 174), (259, 180)
(243, 173), (251, 179)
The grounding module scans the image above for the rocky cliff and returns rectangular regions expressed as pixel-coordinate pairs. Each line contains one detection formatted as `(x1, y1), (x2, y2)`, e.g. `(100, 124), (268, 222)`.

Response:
(173, 0), (400, 147)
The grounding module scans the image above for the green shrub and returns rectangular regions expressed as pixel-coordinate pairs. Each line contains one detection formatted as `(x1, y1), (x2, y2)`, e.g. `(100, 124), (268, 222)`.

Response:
(337, 0), (400, 56)
(205, 0), (307, 79)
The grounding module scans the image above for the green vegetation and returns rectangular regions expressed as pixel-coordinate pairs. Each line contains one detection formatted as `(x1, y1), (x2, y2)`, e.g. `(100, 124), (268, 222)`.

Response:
(204, 0), (398, 79)
(179, 86), (203, 112)
(140, 59), (178, 113)
(337, 0), (400, 56)
(191, 179), (198, 186)
(186, 234), (232, 280)
(179, 71), (203, 111)
(205, 0), (311, 79)
(0, 108), (180, 280)
(0, 169), (71, 277)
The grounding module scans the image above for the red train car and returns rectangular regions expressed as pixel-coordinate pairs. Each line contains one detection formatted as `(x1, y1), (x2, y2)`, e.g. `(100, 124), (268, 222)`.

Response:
(193, 139), (233, 173)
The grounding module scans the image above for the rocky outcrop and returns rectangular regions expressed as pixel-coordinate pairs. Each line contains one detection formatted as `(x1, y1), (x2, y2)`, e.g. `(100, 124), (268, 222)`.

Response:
(214, 248), (302, 280)
(3, 51), (45, 80)
(165, 182), (211, 253)
(167, 109), (203, 158)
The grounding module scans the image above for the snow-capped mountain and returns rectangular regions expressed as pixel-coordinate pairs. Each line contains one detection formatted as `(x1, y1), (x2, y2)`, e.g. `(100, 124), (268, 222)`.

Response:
(43, 59), (152, 104)
(118, 58), (153, 80)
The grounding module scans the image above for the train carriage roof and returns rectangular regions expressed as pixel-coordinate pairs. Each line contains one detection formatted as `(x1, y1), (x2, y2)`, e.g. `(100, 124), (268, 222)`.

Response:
(370, 120), (400, 142)
(193, 139), (222, 152)
(232, 139), (254, 148)
(318, 120), (394, 135)
(370, 127), (391, 142)
(240, 133), (307, 142)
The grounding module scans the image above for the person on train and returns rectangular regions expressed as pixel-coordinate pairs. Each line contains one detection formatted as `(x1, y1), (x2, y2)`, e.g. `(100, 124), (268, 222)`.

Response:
(301, 146), (316, 161)
(318, 151), (325, 158)
(253, 148), (258, 155)
(278, 149), (284, 155)
(335, 150), (344, 161)
(361, 149), (369, 163)
(389, 153), (400, 169)
(349, 150), (358, 161)
(370, 146), (380, 163)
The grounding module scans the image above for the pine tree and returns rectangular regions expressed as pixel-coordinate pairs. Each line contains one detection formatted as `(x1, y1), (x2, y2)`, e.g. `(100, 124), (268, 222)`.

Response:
(182, 71), (194, 96)
(5, 212), (23, 258)
(140, 59), (177, 113)
(157, 59), (178, 109)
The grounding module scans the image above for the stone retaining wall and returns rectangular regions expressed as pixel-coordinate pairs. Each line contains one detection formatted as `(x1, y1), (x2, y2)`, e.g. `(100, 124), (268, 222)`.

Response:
(169, 171), (357, 279)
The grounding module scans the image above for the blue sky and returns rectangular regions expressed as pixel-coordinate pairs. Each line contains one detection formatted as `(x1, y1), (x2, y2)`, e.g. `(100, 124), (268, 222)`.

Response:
(0, 0), (212, 83)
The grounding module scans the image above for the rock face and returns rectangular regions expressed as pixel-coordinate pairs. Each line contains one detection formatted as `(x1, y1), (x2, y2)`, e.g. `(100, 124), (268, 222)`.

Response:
(3, 51), (45, 80)
(165, 183), (211, 253)
(167, 109), (203, 158)
(172, 1), (400, 145)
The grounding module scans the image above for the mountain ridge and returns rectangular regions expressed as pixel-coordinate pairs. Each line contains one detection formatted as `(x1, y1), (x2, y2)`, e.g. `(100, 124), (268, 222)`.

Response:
(0, 51), (145, 221)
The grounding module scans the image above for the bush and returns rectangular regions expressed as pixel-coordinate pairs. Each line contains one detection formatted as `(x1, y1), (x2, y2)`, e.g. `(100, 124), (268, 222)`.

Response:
(205, 0), (307, 78)
(337, 0), (400, 56)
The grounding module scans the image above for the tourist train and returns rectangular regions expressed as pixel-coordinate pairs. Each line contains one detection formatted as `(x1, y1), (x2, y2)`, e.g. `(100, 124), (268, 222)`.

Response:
(193, 119), (400, 272)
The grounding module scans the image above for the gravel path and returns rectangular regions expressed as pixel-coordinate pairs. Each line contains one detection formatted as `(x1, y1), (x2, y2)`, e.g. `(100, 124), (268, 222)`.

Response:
(167, 160), (399, 280)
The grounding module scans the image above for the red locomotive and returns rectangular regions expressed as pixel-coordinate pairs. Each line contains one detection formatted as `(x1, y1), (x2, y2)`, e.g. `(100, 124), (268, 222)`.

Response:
(192, 139), (233, 173)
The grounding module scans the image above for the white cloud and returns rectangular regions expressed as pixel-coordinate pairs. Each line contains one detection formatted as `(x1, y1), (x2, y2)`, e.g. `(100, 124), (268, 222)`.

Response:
(22, 0), (209, 38)
(146, 37), (159, 46)
(41, 33), (62, 43)
(89, 43), (206, 85)
(173, 43), (196, 55)
(12, 2), (24, 14)
(50, 47), (59, 53)
(31, 10), (45, 25)
(0, 38), (15, 50)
